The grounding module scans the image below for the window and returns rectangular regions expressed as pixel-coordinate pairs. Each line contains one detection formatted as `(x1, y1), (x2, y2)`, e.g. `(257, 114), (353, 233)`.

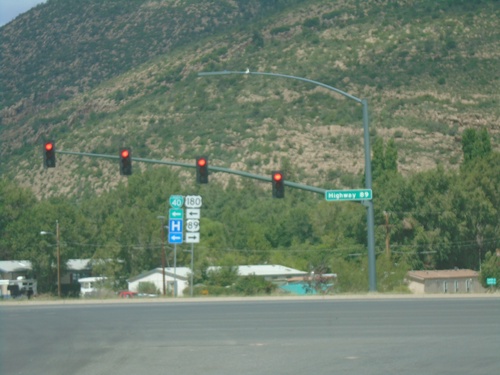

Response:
(444, 281), (448, 293)
(454, 280), (459, 293)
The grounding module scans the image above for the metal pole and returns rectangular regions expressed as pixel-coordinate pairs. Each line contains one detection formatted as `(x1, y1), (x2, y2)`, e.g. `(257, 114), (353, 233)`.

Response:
(56, 150), (327, 195)
(362, 100), (377, 292)
(156, 216), (167, 295)
(173, 244), (177, 297)
(161, 218), (166, 296)
(56, 220), (61, 298)
(198, 70), (378, 292)
(190, 243), (194, 297)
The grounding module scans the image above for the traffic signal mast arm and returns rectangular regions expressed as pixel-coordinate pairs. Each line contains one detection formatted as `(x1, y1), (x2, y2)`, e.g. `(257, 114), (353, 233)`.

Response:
(54, 149), (327, 196)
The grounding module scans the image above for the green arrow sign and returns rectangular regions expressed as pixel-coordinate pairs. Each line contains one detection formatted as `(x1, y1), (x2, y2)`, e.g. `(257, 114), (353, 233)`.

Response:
(325, 189), (372, 201)
(169, 208), (184, 219)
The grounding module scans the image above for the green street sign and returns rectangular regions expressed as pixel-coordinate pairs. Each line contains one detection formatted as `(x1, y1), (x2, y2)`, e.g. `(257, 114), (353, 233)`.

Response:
(169, 195), (184, 208)
(169, 208), (184, 220)
(486, 278), (497, 286)
(325, 189), (372, 201)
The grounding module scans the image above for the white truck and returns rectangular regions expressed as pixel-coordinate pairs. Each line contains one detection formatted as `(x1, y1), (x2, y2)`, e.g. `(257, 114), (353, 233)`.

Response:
(1, 276), (37, 299)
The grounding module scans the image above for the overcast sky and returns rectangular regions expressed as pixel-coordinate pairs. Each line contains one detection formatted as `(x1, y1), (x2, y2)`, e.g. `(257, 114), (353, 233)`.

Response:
(0, 0), (47, 27)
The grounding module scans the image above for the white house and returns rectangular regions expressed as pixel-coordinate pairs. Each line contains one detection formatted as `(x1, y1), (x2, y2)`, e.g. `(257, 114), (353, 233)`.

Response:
(208, 264), (308, 281)
(0, 260), (33, 297)
(127, 267), (191, 296)
(126, 265), (308, 297)
(78, 276), (108, 297)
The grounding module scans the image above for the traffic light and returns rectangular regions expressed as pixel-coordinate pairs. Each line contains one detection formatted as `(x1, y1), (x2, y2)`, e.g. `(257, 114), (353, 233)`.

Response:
(196, 156), (208, 183)
(43, 141), (56, 168)
(272, 170), (284, 198)
(120, 148), (132, 175)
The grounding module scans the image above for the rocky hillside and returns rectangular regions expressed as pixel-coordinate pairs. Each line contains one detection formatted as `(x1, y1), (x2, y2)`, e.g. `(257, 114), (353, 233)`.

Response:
(1, 0), (499, 198)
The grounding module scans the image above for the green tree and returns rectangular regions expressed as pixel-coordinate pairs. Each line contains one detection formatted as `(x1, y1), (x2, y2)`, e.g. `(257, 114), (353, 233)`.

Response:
(384, 138), (398, 173)
(371, 137), (386, 181)
(0, 179), (37, 259)
(462, 128), (492, 164)
(206, 265), (239, 287)
(371, 137), (398, 181)
(480, 251), (500, 289)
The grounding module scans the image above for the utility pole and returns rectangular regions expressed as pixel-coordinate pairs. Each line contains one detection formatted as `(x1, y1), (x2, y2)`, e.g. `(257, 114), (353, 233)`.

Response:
(157, 216), (166, 295)
(56, 220), (61, 298)
(384, 211), (391, 258)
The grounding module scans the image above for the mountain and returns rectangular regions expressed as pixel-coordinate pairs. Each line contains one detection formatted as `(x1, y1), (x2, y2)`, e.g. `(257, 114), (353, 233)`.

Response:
(1, 0), (499, 199)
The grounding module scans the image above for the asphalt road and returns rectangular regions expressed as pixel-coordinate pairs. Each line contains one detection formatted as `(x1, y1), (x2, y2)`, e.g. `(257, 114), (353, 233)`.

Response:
(1, 297), (498, 375)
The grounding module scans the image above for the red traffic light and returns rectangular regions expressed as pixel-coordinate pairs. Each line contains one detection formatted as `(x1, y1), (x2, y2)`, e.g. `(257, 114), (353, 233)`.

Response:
(196, 156), (208, 184)
(272, 172), (283, 182)
(43, 141), (56, 168)
(120, 148), (132, 175)
(197, 158), (207, 167)
(271, 170), (284, 198)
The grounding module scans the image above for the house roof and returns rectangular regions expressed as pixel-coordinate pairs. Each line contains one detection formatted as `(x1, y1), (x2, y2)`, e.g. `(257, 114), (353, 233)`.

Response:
(78, 276), (107, 283)
(0, 260), (32, 273)
(1, 259), (101, 273)
(208, 264), (307, 277)
(127, 267), (191, 283)
(407, 269), (479, 281)
(67, 259), (92, 271)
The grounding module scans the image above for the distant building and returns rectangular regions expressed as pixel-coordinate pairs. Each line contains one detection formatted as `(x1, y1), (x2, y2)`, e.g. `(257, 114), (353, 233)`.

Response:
(0, 260), (33, 297)
(127, 265), (309, 297)
(65, 259), (93, 284)
(0, 259), (95, 296)
(207, 264), (307, 281)
(78, 276), (108, 297)
(127, 267), (191, 297)
(406, 269), (486, 294)
(0, 260), (32, 279)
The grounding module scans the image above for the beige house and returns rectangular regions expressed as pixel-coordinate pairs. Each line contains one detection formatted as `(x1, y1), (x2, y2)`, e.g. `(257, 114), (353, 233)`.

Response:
(406, 269), (486, 294)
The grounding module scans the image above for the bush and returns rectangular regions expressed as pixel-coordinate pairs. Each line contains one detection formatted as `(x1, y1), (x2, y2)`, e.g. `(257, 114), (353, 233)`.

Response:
(138, 281), (159, 295)
(234, 275), (276, 295)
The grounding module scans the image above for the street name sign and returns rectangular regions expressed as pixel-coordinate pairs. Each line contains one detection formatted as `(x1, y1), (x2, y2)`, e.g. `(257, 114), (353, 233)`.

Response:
(325, 189), (372, 202)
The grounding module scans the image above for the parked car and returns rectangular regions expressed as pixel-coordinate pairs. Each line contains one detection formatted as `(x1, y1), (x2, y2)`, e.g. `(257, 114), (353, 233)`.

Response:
(118, 291), (137, 298)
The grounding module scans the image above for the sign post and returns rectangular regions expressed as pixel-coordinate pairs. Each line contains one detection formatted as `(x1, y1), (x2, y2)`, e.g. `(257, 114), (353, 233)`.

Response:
(169, 195), (185, 296)
(185, 195), (202, 296)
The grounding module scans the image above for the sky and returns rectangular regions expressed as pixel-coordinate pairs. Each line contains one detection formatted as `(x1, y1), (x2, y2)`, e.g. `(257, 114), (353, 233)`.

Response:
(0, 0), (47, 27)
